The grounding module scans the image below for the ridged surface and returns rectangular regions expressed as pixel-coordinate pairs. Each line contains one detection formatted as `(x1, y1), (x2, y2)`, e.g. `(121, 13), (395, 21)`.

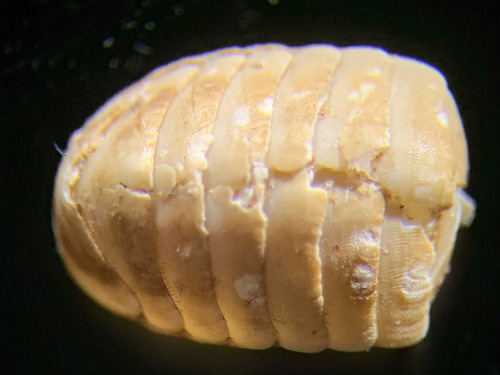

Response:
(53, 43), (475, 352)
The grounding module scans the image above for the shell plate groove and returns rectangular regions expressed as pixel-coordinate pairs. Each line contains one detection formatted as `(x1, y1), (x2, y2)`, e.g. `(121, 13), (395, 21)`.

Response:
(53, 43), (475, 353)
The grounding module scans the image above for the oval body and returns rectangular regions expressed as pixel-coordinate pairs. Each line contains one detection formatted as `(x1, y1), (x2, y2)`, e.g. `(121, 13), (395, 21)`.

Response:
(53, 44), (475, 353)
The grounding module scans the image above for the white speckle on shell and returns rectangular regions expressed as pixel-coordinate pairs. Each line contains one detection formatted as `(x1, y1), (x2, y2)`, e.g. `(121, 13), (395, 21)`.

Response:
(258, 97), (274, 115)
(176, 245), (191, 259)
(234, 275), (265, 306)
(401, 269), (432, 302)
(436, 108), (449, 128)
(350, 263), (375, 299)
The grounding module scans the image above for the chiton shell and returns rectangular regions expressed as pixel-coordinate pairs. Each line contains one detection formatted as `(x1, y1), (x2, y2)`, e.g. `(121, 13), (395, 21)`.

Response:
(53, 44), (475, 353)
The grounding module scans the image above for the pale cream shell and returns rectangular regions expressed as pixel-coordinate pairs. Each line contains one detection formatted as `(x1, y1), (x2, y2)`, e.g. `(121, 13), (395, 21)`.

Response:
(53, 43), (475, 353)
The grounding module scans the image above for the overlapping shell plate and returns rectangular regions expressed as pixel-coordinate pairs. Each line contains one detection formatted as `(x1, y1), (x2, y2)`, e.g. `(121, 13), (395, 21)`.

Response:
(53, 44), (475, 353)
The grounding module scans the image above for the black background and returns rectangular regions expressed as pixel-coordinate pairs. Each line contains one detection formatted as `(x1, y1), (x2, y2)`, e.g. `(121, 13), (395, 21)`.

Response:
(1, 0), (499, 374)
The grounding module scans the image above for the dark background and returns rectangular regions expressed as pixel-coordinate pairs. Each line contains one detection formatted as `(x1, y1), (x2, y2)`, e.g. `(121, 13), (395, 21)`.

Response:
(1, 0), (498, 374)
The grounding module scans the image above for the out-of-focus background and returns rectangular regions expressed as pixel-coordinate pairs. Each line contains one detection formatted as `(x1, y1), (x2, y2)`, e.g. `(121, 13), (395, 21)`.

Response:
(1, 0), (498, 374)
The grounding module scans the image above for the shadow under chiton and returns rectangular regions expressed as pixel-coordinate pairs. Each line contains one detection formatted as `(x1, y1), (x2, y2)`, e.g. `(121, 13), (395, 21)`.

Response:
(53, 43), (475, 353)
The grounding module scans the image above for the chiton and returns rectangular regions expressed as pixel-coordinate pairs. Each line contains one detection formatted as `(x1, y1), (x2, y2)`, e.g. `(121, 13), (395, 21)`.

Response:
(53, 44), (475, 353)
